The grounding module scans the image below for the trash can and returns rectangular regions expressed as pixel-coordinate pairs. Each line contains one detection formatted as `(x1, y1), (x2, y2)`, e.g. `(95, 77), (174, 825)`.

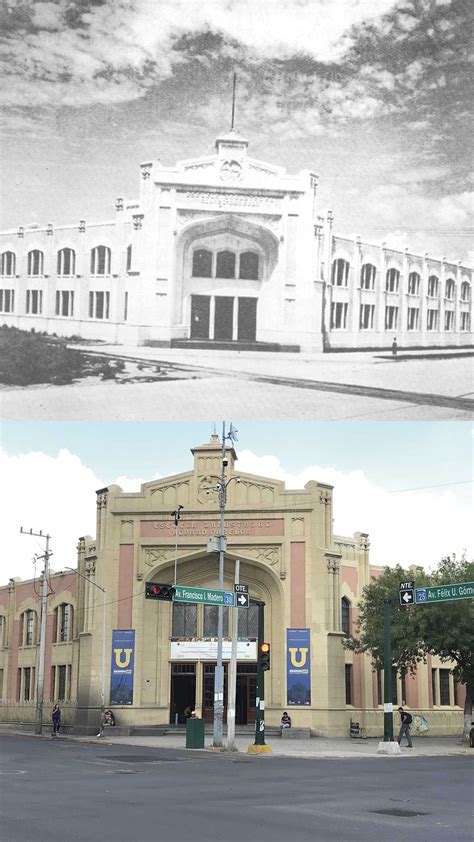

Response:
(186, 716), (205, 749)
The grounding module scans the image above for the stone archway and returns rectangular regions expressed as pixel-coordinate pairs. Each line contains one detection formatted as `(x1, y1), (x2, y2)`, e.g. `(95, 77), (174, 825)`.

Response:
(173, 214), (280, 342)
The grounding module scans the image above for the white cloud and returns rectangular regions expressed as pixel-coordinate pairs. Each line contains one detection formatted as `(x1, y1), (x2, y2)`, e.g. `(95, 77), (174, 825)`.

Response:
(1, 446), (470, 585)
(1, 0), (399, 108)
(237, 450), (472, 570)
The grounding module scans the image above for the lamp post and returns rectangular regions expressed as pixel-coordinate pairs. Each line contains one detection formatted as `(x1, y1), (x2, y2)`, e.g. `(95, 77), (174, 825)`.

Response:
(66, 566), (106, 737)
(211, 422), (240, 748)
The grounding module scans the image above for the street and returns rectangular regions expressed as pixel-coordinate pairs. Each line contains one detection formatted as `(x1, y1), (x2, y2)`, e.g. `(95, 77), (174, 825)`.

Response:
(1, 734), (472, 842)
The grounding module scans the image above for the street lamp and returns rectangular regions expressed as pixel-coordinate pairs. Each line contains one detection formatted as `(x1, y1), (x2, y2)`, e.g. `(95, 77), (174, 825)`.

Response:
(209, 423), (240, 748)
(65, 566), (106, 738)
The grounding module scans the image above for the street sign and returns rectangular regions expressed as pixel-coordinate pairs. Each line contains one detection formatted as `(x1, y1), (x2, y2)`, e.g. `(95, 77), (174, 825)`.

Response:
(234, 583), (249, 594)
(235, 592), (250, 608)
(399, 581), (415, 591)
(399, 589), (414, 606)
(415, 582), (474, 605)
(173, 585), (235, 607)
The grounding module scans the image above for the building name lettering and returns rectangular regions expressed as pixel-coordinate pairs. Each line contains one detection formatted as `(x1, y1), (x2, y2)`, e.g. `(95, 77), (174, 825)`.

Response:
(151, 519), (272, 537)
(182, 190), (278, 208)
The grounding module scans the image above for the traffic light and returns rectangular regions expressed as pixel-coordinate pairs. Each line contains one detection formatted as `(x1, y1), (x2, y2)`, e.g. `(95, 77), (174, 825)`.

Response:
(259, 642), (271, 671)
(145, 582), (175, 601)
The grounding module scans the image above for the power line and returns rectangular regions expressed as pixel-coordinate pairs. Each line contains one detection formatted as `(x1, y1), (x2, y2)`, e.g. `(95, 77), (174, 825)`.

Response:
(389, 479), (472, 493)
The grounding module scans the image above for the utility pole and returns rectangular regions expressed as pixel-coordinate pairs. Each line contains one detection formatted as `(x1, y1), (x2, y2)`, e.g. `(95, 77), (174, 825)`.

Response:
(226, 558), (240, 751)
(254, 600), (266, 747)
(383, 598), (394, 741)
(20, 527), (52, 735)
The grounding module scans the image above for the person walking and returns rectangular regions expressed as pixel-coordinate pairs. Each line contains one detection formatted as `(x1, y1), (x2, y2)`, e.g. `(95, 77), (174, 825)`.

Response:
(397, 706), (413, 747)
(51, 703), (61, 738)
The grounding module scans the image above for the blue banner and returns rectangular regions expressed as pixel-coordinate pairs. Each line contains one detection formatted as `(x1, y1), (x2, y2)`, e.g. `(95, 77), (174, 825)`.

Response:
(286, 628), (311, 706)
(110, 629), (135, 705)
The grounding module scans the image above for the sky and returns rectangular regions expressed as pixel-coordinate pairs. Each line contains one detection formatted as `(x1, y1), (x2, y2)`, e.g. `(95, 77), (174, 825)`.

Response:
(0, 0), (472, 263)
(0, 420), (472, 584)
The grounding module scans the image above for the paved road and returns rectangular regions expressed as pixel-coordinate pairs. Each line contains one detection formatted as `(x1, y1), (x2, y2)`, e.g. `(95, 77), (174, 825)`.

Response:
(1, 734), (472, 842)
(1, 347), (472, 420)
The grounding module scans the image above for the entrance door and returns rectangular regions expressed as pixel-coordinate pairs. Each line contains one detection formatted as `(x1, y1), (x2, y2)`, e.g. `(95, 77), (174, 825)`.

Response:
(236, 664), (257, 724)
(170, 663), (196, 724)
(214, 296), (234, 341)
(237, 297), (257, 341)
(202, 663), (228, 723)
(190, 295), (210, 339)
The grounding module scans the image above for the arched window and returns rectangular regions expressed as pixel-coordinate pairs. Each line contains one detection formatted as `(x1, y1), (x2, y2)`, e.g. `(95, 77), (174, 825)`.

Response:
(27, 250), (44, 276)
(331, 258), (350, 287)
(216, 250), (236, 279)
(192, 249), (212, 278)
(460, 281), (470, 302)
(203, 604), (229, 637)
(0, 251), (16, 276)
(360, 263), (376, 290)
(57, 248), (75, 276)
(408, 272), (420, 295)
(445, 278), (455, 300)
(172, 603), (197, 638)
(0, 615), (5, 648)
(386, 267), (400, 293)
(237, 602), (259, 638)
(20, 609), (36, 646)
(53, 603), (73, 643)
(90, 245), (111, 275)
(239, 251), (259, 280)
(427, 275), (439, 297)
(341, 597), (351, 635)
(126, 244), (132, 272)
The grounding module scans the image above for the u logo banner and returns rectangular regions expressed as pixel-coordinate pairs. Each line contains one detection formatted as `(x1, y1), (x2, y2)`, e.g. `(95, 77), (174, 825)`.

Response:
(286, 629), (311, 706)
(110, 630), (135, 705)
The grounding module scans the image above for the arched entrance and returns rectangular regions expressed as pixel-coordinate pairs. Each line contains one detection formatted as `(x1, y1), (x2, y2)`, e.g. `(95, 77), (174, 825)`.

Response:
(174, 214), (279, 343)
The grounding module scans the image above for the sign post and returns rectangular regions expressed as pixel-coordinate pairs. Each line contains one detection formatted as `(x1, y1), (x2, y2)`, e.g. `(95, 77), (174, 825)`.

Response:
(383, 598), (393, 742)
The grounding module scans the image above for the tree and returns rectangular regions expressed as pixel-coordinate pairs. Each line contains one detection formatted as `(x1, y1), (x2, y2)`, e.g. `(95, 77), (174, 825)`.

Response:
(345, 556), (474, 742)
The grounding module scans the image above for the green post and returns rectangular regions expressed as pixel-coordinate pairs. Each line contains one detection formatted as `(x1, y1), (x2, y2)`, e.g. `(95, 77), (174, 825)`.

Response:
(254, 600), (266, 746)
(383, 598), (394, 741)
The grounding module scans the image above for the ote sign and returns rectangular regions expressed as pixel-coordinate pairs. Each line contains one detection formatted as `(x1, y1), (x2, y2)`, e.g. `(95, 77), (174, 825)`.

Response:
(235, 592), (250, 608)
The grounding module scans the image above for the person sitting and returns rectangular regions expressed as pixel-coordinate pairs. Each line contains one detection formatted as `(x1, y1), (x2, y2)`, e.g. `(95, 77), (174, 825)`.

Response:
(280, 711), (292, 729)
(104, 709), (115, 726)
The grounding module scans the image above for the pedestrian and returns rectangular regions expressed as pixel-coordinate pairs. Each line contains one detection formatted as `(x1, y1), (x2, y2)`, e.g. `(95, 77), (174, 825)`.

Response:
(397, 706), (413, 747)
(183, 704), (192, 720)
(51, 703), (61, 737)
(391, 337), (398, 357)
(280, 711), (292, 730)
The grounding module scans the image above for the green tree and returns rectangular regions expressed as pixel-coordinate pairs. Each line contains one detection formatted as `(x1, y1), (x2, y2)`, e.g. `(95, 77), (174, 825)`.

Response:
(345, 556), (473, 742)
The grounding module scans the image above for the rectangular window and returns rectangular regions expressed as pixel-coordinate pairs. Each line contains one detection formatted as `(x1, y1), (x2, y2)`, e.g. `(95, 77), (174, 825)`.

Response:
(460, 312), (470, 331)
(237, 603), (258, 638)
(431, 668), (437, 705)
(89, 291), (110, 320)
(391, 667), (398, 706)
(25, 611), (34, 646)
(330, 301), (348, 330)
(427, 309), (438, 331)
(124, 291), (128, 322)
(17, 668), (21, 701)
(0, 669), (3, 700)
(401, 669), (407, 705)
(385, 306), (398, 330)
(345, 664), (352, 705)
(57, 665), (67, 700)
(55, 290), (74, 317)
(51, 666), (56, 700)
(428, 277), (438, 297)
(407, 308), (419, 330)
(171, 603), (197, 638)
(360, 304), (375, 330)
(376, 669), (382, 705)
(439, 669), (450, 705)
(23, 667), (32, 701)
(26, 290), (43, 315)
(0, 289), (14, 313)
(453, 679), (459, 706)
(444, 311), (454, 331)
(203, 605), (228, 638)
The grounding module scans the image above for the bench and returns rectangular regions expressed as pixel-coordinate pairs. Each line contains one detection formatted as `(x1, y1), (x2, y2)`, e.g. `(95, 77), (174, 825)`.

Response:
(280, 727), (312, 739)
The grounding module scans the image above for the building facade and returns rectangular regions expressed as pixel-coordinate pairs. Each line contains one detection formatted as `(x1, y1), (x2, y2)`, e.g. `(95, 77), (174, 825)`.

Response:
(0, 131), (472, 351)
(0, 436), (465, 735)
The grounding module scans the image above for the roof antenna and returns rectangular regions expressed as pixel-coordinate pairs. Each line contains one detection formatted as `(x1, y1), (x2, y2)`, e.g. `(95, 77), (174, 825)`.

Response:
(231, 72), (236, 131)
